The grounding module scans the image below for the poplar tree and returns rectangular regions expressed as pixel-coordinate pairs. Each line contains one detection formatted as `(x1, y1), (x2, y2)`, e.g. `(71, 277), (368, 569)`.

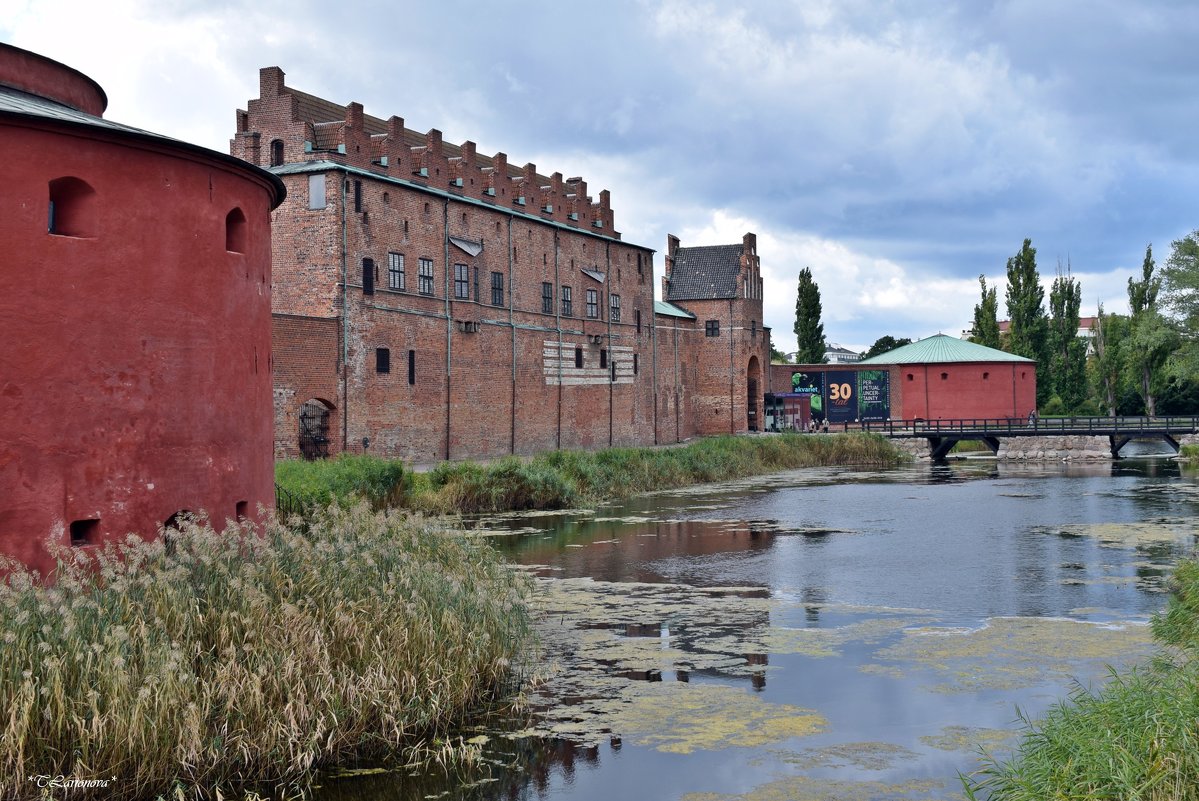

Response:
(969, 275), (1001, 349)
(1091, 304), (1127, 416)
(1004, 238), (1050, 405)
(794, 268), (827, 364)
(1126, 244), (1177, 416)
(1047, 263), (1086, 410)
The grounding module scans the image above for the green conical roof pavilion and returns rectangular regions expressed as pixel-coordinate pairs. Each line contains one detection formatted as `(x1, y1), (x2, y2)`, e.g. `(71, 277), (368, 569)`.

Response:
(858, 334), (1034, 365)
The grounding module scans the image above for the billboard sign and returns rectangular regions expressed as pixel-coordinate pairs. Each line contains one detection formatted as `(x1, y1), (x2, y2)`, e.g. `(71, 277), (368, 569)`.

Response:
(790, 371), (824, 421)
(856, 369), (890, 422)
(824, 371), (857, 424)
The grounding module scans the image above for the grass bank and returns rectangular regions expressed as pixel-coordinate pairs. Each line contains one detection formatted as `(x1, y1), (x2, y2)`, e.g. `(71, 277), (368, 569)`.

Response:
(277, 433), (907, 517)
(965, 559), (1199, 799)
(0, 505), (532, 800)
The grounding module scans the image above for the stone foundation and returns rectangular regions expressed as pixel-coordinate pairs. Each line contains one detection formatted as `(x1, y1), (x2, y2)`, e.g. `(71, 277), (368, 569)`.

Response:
(888, 434), (1115, 461)
(996, 435), (1112, 461)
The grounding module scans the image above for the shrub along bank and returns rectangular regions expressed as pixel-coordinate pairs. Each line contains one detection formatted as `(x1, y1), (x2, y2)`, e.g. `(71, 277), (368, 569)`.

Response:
(0, 505), (532, 800)
(277, 433), (908, 517)
(965, 558), (1199, 800)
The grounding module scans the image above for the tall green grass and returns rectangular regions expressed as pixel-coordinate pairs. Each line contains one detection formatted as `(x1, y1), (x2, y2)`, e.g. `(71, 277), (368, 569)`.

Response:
(275, 454), (408, 513)
(412, 433), (906, 514)
(0, 506), (532, 800)
(964, 558), (1199, 800)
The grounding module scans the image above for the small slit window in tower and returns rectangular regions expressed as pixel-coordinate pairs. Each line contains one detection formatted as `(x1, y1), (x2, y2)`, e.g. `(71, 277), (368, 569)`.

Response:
(376, 347), (390, 373)
(48, 176), (97, 237)
(408, 350), (416, 385)
(575, 347), (583, 369)
(363, 257), (375, 295)
(70, 519), (99, 546)
(270, 139), (284, 166)
(225, 207), (247, 253)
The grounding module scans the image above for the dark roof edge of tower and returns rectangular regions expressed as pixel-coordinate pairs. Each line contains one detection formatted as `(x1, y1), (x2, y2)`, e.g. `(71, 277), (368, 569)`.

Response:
(0, 86), (285, 209)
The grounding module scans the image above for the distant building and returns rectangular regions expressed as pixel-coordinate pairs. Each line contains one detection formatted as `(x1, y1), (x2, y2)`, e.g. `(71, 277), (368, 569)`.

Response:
(768, 334), (1037, 423)
(858, 334), (1036, 420)
(1, 44), (283, 574)
(824, 344), (861, 364)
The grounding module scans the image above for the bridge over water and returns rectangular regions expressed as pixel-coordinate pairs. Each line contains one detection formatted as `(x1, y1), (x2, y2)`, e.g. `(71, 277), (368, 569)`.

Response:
(857, 416), (1199, 461)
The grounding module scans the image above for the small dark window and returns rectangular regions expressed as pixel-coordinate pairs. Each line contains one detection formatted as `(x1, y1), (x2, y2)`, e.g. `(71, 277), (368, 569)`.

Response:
(637, 252), (643, 275)
(424, 202), (430, 214)
(562, 285), (573, 317)
(600, 349), (608, 369)
(269, 139), (284, 166)
(363, 257), (375, 295)
(941, 372), (949, 380)
(462, 212), (468, 224)
(382, 192), (390, 205)
(353, 180), (362, 213)
(705, 320), (720, 337)
(225, 207), (247, 253)
(454, 263), (470, 299)
(235, 501), (249, 522)
(408, 350), (416, 385)
(610, 294), (621, 323)
(491, 271), (504, 306)
(388, 252), (405, 290)
(376, 347), (390, 373)
(70, 519), (99, 546)
(635, 309), (641, 333)
(586, 288), (599, 319)
(907, 373), (914, 381)
(633, 353), (639, 374)
(750, 320), (757, 338)
(473, 266), (479, 302)
(575, 347), (583, 368)
(542, 282), (553, 314)
(983, 371), (990, 380)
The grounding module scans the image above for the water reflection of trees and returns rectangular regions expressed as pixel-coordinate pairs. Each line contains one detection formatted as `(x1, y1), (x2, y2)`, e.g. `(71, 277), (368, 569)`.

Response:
(312, 737), (615, 801)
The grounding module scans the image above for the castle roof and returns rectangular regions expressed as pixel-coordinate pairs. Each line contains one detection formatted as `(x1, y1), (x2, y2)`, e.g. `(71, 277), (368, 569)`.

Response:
(858, 334), (1035, 365)
(666, 244), (744, 301)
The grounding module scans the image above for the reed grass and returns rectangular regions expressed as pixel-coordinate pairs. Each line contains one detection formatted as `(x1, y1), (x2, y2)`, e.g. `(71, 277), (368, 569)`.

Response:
(411, 433), (906, 515)
(964, 558), (1199, 800)
(0, 505), (532, 800)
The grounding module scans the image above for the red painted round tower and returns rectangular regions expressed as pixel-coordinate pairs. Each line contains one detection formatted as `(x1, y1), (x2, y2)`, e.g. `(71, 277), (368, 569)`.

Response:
(0, 44), (284, 575)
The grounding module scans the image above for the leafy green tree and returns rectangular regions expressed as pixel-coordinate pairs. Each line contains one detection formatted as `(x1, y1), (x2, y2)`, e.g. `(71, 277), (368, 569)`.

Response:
(794, 268), (827, 364)
(969, 275), (1001, 349)
(1091, 305), (1128, 416)
(1161, 230), (1199, 330)
(770, 341), (790, 363)
(862, 335), (912, 360)
(1047, 264), (1086, 411)
(1004, 239), (1050, 405)
(1126, 244), (1177, 416)
(1127, 313), (1179, 416)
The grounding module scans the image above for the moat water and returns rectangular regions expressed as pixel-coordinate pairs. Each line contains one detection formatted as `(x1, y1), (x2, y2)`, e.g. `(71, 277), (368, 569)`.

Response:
(315, 450), (1198, 801)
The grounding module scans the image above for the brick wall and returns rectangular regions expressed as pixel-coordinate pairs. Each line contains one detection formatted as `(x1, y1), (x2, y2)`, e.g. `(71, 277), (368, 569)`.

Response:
(271, 314), (341, 458)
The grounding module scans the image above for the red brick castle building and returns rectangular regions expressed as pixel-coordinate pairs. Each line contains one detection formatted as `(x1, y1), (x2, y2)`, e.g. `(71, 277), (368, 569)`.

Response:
(234, 67), (769, 462)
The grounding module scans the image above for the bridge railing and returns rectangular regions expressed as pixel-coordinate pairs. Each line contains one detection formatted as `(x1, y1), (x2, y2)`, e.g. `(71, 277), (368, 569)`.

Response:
(857, 415), (1199, 437)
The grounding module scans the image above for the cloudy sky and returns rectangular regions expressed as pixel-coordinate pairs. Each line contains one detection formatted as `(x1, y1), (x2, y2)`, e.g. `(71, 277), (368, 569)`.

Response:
(8, 0), (1199, 352)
